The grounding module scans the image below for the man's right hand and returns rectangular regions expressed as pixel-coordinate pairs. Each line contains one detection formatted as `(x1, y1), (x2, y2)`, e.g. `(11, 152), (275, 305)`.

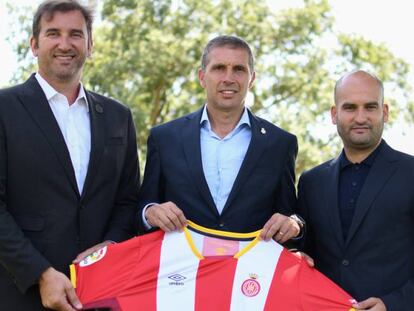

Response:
(39, 267), (82, 311)
(145, 201), (187, 232)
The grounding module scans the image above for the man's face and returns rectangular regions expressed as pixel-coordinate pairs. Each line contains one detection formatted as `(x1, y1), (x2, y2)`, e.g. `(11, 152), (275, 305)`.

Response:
(198, 46), (255, 113)
(331, 72), (389, 152)
(30, 10), (91, 83)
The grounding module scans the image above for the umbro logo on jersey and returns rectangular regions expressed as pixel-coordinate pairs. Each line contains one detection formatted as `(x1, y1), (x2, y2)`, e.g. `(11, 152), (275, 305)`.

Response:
(168, 274), (186, 285)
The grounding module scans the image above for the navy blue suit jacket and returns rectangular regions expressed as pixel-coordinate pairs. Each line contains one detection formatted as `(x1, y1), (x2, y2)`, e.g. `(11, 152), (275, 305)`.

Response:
(0, 75), (140, 310)
(297, 141), (414, 310)
(138, 107), (298, 233)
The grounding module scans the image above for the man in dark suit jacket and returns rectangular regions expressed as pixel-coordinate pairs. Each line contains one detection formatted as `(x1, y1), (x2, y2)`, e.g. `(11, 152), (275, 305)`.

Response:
(297, 70), (414, 311)
(138, 35), (303, 242)
(0, 1), (139, 310)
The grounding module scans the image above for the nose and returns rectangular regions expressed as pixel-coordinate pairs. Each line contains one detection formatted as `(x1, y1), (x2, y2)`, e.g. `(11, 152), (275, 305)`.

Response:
(56, 35), (72, 50)
(354, 108), (368, 123)
(220, 66), (236, 83)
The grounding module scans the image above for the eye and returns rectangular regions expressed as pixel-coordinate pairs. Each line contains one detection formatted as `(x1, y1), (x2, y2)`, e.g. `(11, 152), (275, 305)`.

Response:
(342, 105), (355, 111)
(46, 30), (59, 37)
(71, 31), (84, 38)
(212, 64), (226, 71)
(234, 66), (246, 72)
(366, 104), (378, 111)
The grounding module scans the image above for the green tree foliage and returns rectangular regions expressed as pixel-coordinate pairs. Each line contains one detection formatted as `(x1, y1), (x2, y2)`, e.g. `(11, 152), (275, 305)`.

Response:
(7, 0), (413, 174)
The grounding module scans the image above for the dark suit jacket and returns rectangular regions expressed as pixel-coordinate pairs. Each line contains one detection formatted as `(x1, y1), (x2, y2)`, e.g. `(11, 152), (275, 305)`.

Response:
(0, 74), (140, 310)
(137, 107), (297, 233)
(297, 141), (414, 310)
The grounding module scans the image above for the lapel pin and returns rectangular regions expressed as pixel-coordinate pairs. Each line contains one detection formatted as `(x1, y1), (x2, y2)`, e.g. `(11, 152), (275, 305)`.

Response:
(95, 104), (103, 114)
(261, 128), (266, 134)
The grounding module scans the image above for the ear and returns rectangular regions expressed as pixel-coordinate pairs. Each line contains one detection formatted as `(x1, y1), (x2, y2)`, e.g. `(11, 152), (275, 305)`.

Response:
(331, 105), (337, 125)
(383, 103), (389, 123)
(248, 71), (256, 89)
(30, 36), (39, 57)
(198, 68), (206, 88)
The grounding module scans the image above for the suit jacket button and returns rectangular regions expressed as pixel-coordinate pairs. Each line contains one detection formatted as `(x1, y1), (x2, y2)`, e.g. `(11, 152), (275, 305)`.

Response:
(342, 259), (350, 266)
(219, 223), (225, 228)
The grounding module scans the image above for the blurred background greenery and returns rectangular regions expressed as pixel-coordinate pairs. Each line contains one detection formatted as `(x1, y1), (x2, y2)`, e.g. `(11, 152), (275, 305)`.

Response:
(3, 0), (413, 176)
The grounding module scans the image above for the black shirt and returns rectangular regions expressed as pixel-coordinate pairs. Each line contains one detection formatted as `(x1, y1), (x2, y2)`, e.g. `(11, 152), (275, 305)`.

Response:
(338, 140), (384, 240)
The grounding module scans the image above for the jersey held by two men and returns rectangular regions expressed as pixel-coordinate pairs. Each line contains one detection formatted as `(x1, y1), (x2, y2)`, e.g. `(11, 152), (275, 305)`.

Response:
(70, 221), (355, 310)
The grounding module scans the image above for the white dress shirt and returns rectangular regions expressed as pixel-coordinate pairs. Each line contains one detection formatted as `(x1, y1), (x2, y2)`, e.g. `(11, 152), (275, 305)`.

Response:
(35, 73), (91, 194)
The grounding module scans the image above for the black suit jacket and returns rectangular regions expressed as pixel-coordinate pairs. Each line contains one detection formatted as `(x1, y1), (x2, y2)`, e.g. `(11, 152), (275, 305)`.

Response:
(137, 107), (297, 233)
(297, 141), (414, 310)
(0, 74), (140, 310)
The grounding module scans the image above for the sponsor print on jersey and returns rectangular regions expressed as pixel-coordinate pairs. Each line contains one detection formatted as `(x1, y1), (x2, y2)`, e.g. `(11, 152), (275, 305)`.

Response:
(79, 246), (107, 267)
(202, 236), (240, 256)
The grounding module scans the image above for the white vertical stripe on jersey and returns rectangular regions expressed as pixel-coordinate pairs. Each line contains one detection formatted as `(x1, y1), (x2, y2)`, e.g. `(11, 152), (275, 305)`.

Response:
(229, 240), (283, 311)
(157, 231), (200, 311)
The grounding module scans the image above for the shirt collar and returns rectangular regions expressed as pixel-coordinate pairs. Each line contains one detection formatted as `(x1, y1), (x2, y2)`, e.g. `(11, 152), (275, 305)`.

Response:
(200, 105), (251, 131)
(339, 140), (384, 169)
(35, 72), (89, 111)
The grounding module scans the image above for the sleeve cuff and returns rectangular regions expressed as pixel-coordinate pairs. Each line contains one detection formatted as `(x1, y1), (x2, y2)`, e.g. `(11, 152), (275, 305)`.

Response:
(142, 203), (157, 230)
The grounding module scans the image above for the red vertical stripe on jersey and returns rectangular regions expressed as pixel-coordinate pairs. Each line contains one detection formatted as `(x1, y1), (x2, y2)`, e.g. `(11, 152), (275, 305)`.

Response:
(299, 256), (355, 310)
(123, 231), (164, 311)
(263, 249), (302, 310)
(195, 257), (237, 311)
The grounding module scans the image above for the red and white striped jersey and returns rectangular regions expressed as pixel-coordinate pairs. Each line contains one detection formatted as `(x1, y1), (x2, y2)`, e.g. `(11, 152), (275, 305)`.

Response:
(70, 221), (355, 310)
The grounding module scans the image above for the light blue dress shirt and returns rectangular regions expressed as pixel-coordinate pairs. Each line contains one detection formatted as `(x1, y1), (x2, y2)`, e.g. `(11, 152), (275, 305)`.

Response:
(200, 106), (252, 214)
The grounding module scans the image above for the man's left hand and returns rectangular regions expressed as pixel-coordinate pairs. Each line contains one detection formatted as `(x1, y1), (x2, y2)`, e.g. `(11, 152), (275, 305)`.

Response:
(353, 297), (386, 311)
(260, 213), (300, 242)
(73, 240), (114, 264)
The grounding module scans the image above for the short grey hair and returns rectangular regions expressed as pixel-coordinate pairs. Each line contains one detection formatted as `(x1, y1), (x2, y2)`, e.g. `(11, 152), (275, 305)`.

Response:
(201, 35), (254, 72)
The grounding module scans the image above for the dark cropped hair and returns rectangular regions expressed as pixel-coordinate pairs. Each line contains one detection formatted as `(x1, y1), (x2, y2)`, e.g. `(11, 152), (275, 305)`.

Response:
(32, 0), (93, 46)
(201, 35), (254, 72)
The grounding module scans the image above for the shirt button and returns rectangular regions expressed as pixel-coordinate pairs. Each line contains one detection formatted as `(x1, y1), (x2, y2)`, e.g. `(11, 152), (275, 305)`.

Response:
(342, 259), (350, 266)
(352, 182), (357, 186)
(349, 198), (355, 204)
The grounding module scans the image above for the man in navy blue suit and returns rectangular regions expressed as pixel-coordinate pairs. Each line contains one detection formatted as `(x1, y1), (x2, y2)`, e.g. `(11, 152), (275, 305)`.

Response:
(297, 70), (414, 311)
(138, 35), (303, 241)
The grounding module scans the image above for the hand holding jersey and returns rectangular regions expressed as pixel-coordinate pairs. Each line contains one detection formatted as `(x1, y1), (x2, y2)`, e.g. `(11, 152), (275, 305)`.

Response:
(146, 202), (300, 242)
(39, 267), (82, 311)
(145, 201), (188, 232)
(259, 212), (301, 242)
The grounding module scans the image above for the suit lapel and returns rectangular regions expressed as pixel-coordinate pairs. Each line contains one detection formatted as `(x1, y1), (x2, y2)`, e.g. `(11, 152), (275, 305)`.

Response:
(221, 112), (267, 214)
(345, 143), (398, 247)
(19, 75), (79, 196)
(81, 91), (105, 198)
(326, 157), (345, 249)
(181, 108), (218, 216)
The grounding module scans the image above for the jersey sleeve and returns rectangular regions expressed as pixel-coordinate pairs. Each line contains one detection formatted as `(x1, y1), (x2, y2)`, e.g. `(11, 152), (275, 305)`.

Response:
(298, 256), (356, 311)
(70, 236), (142, 308)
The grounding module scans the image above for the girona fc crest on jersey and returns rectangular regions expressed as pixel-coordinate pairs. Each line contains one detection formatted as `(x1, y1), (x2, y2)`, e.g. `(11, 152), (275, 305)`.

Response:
(241, 275), (261, 297)
(80, 246), (107, 267)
